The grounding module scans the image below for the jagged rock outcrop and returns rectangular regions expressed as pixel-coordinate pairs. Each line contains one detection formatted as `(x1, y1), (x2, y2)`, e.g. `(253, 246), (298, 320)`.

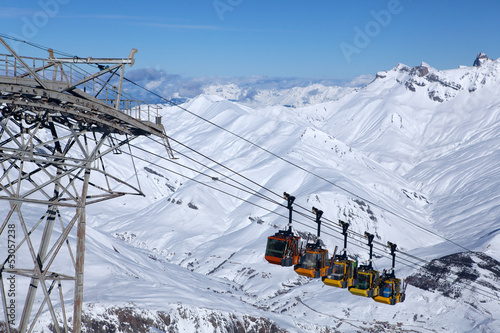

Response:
(409, 252), (500, 299)
(376, 54), (500, 102)
(473, 52), (490, 67)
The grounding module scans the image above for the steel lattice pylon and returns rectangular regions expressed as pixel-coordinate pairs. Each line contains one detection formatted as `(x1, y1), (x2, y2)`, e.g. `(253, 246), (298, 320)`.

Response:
(0, 37), (173, 333)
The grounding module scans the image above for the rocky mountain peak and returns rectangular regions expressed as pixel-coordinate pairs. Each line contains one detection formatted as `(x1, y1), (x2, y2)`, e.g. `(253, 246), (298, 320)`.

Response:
(473, 52), (490, 67)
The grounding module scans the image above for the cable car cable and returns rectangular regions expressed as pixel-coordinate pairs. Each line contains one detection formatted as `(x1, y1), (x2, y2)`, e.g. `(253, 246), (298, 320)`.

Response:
(152, 131), (433, 269)
(13, 34), (490, 302)
(146, 136), (282, 207)
(125, 78), (473, 255)
(130, 142), (281, 207)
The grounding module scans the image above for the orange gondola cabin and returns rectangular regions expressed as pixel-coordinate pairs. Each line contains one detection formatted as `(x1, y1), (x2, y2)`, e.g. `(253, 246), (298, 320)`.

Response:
(265, 192), (301, 267)
(294, 207), (329, 278)
(265, 228), (301, 266)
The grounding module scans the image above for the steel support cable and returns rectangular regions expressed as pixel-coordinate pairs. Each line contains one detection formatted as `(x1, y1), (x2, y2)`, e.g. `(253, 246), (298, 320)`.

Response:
(146, 136), (407, 265)
(146, 137), (282, 207)
(314, 216), (498, 301)
(100, 139), (287, 219)
(139, 145), (454, 297)
(305, 210), (486, 297)
(122, 77), (476, 259)
(0, 33), (356, 250)
(141, 138), (475, 292)
(315, 221), (499, 301)
(293, 209), (425, 269)
(9, 35), (492, 301)
(296, 296), (437, 333)
(310, 211), (428, 264)
(130, 141), (282, 208)
(295, 296), (365, 331)
(149, 135), (284, 201)
(149, 134), (425, 267)
(144, 135), (497, 300)
(0, 33), (74, 58)
(95, 75), (500, 302)
(157, 141), (417, 270)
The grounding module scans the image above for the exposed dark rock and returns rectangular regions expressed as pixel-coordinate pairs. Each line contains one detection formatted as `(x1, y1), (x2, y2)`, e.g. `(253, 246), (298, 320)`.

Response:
(410, 65), (429, 77)
(473, 52), (490, 67)
(428, 91), (444, 103)
(78, 306), (288, 333)
(409, 252), (500, 299)
(248, 216), (265, 224)
(405, 81), (416, 92)
(0, 322), (18, 333)
(144, 167), (177, 192)
(187, 202), (198, 210)
(426, 73), (461, 90)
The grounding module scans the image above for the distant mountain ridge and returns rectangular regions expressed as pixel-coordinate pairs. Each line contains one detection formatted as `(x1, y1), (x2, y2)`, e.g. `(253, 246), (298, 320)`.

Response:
(122, 69), (365, 108)
(202, 82), (355, 108)
(377, 52), (500, 102)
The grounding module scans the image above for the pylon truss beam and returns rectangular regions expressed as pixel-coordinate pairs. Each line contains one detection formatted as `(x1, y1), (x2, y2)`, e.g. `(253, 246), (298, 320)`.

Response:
(0, 84), (164, 136)
(0, 115), (143, 205)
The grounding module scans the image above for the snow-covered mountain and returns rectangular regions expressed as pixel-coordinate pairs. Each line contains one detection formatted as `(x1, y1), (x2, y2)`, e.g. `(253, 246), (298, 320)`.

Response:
(5, 53), (500, 332)
(202, 83), (355, 108)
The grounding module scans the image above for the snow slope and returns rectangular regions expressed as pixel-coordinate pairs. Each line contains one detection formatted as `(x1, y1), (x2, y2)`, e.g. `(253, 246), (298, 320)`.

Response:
(5, 53), (500, 332)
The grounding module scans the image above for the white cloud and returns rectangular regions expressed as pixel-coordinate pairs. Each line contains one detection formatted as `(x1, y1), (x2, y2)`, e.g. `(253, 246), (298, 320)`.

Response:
(348, 74), (375, 87)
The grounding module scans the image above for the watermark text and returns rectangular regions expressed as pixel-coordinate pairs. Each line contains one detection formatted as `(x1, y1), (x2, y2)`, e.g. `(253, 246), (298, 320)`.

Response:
(7, 223), (16, 326)
(340, 0), (404, 63)
(213, 0), (243, 21)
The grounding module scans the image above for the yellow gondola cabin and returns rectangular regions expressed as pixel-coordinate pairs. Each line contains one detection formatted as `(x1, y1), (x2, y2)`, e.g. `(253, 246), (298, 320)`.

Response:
(322, 220), (358, 288)
(348, 232), (380, 297)
(372, 242), (407, 305)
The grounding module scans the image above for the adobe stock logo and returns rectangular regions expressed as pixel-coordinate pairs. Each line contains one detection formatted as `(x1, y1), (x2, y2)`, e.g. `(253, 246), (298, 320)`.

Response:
(21, 0), (70, 38)
(213, 0), (243, 22)
(340, 0), (405, 63)
(8, 0), (70, 52)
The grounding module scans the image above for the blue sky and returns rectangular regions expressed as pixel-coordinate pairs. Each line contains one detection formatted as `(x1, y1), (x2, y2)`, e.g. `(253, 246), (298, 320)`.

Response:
(1, 0), (500, 85)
